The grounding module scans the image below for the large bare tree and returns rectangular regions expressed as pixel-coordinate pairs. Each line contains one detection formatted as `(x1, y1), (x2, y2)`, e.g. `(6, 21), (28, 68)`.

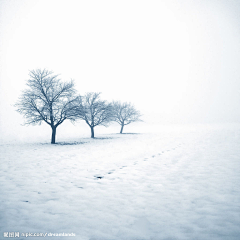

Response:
(76, 92), (113, 138)
(112, 101), (142, 133)
(15, 69), (83, 144)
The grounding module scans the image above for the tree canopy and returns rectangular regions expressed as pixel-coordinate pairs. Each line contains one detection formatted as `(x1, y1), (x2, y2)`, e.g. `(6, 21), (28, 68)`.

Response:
(112, 101), (142, 133)
(15, 69), (83, 143)
(76, 92), (113, 138)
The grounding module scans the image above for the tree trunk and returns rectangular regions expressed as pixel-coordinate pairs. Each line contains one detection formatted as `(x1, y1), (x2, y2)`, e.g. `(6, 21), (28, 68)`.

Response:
(90, 126), (94, 138)
(120, 124), (124, 134)
(51, 126), (56, 144)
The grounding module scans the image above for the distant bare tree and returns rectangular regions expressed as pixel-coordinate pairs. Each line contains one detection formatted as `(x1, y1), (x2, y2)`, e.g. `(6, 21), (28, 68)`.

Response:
(15, 69), (83, 144)
(76, 92), (113, 138)
(112, 101), (142, 133)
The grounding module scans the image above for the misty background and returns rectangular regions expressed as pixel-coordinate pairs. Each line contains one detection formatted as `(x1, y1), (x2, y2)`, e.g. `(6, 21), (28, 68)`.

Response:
(1, 0), (240, 142)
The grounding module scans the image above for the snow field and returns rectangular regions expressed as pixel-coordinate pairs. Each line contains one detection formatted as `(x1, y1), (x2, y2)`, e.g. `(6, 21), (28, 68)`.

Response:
(0, 124), (240, 240)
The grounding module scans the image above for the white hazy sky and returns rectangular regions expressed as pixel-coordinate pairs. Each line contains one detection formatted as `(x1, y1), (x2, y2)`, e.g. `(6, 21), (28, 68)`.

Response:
(1, 0), (240, 140)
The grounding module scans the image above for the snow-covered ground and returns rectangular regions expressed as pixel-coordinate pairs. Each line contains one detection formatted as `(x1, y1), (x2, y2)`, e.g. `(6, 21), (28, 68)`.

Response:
(0, 124), (240, 240)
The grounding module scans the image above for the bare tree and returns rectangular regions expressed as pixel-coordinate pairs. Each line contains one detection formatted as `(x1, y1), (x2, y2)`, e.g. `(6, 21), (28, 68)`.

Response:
(76, 92), (113, 138)
(15, 69), (83, 144)
(112, 101), (142, 133)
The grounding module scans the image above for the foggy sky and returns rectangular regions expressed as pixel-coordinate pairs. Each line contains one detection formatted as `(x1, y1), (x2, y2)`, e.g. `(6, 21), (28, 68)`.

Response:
(1, 0), (240, 141)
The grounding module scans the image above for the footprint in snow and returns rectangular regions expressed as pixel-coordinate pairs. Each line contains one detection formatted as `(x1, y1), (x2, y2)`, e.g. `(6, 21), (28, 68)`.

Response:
(94, 176), (104, 179)
(120, 166), (127, 169)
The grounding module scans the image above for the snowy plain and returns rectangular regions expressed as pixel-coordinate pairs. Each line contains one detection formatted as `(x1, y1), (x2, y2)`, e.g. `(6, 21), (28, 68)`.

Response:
(0, 123), (240, 240)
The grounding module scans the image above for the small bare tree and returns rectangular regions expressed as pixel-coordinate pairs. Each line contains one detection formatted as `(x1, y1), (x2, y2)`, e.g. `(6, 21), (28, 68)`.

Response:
(15, 69), (83, 144)
(112, 101), (142, 133)
(76, 92), (113, 138)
